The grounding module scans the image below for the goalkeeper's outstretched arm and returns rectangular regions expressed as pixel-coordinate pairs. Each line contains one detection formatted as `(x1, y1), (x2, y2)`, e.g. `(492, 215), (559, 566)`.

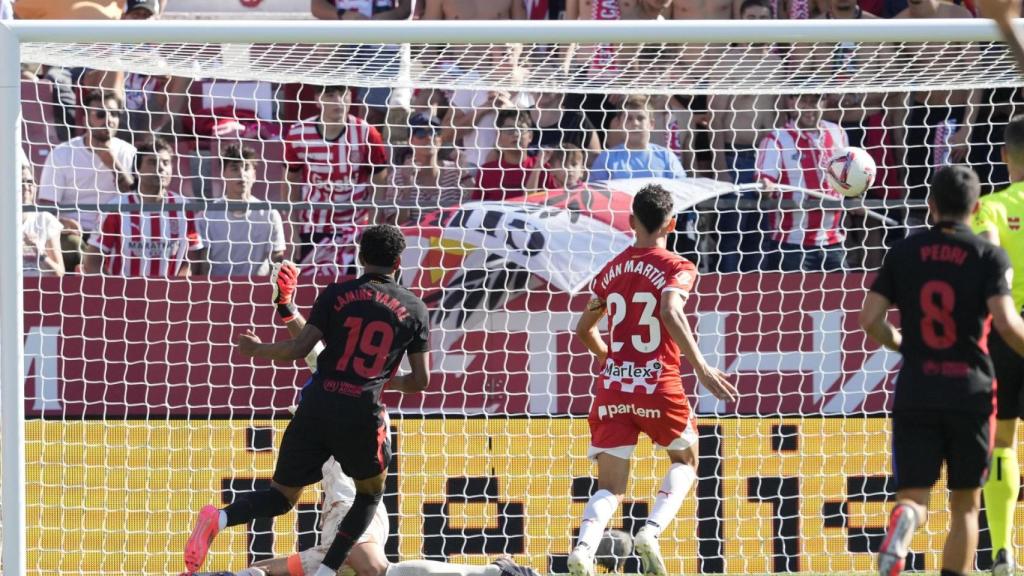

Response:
(237, 261), (324, 363)
(271, 261), (324, 369)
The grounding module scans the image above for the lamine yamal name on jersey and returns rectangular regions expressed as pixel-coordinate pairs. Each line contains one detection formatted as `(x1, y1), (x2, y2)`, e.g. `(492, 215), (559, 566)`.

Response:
(599, 258), (668, 293)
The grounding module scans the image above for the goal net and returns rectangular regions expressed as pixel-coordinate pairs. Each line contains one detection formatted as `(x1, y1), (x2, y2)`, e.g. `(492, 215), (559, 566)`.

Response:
(8, 21), (1024, 575)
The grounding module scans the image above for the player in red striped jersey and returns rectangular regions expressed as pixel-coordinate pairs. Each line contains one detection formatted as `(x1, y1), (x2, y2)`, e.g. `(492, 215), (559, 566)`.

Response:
(83, 138), (203, 277)
(568, 184), (737, 576)
(284, 84), (389, 267)
(756, 92), (850, 271)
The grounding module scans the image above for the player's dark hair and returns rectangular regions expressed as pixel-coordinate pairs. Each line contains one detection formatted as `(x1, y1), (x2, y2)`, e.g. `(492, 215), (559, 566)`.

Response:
(133, 137), (174, 177)
(632, 183), (675, 233)
(496, 108), (534, 130)
(930, 165), (980, 219)
(740, 0), (774, 16)
(359, 224), (406, 268)
(221, 143), (258, 170)
(1005, 114), (1024, 156)
(83, 89), (123, 110)
(596, 529), (633, 572)
(321, 84), (350, 96)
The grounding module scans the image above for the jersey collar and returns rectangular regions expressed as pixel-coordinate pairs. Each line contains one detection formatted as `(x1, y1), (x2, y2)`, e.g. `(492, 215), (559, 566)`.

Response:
(933, 220), (972, 234)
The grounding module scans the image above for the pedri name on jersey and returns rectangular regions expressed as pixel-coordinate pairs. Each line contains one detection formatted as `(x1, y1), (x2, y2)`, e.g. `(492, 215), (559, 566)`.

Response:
(333, 287), (410, 321)
(600, 259), (667, 292)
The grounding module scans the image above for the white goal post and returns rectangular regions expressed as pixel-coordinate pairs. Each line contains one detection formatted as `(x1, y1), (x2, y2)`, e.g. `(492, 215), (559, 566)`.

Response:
(3, 18), (1024, 575)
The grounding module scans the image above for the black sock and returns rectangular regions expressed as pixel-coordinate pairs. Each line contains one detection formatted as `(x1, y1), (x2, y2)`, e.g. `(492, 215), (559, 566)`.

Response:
(321, 491), (383, 570)
(940, 570), (966, 576)
(222, 487), (293, 528)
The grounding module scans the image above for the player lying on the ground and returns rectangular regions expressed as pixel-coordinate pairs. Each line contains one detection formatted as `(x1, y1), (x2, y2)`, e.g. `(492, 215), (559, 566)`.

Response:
(191, 259), (541, 576)
(568, 183), (738, 576)
(184, 225), (431, 576)
(860, 166), (1024, 576)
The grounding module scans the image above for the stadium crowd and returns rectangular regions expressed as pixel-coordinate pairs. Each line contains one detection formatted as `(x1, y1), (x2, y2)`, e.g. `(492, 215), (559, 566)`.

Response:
(10, 0), (1024, 278)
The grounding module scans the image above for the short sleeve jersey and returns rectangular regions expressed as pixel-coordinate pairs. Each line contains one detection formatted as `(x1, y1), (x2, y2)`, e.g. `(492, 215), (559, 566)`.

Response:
(592, 246), (698, 396)
(971, 181), (1024, 311)
(307, 273), (430, 408)
(871, 221), (1012, 414)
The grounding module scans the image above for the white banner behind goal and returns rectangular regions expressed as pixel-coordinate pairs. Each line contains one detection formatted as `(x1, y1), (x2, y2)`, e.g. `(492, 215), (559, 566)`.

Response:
(5, 20), (1024, 575)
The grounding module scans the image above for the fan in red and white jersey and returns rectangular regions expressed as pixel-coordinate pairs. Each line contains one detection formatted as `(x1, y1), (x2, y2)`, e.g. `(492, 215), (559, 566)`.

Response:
(756, 92), (850, 272)
(284, 85), (389, 265)
(85, 138), (202, 277)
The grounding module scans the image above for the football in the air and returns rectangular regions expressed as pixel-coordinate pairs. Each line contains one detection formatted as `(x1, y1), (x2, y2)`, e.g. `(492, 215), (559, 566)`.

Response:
(825, 146), (877, 198)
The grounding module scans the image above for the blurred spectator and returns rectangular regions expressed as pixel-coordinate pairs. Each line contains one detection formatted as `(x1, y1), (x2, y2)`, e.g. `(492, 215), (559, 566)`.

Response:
(650, 94), (695, 177)
(312, 0), (414, 131)
(775, 0), (829, 18)
(476, 109), (555, 200)
(15, 0), (126, 141)
(20, 148), (65, 277)
(523, 0), (555, 18)
(38, 90), (136, 238)
(534, 92), (602, 166)
(83, 138), (203, 277)
(707, 6), (781, 272)
(284, 84), (388, 263)
(197, 144), (286, 276)
(120, 0), (186, 143)
(447, 44), (532, 172)
(544, 143), (587, 190)
(891, 0), (977, 202)
(120, 0), (186, 144)
(390, 113), (466, 225)
(123, 0), (159, 19)
(423, 0), (526, 19)
(183, 75), (279, 199)
(313, 0), (412, 19)
(820, 0), (877, 17)
(590, 96), (687, 182)
(566, 0), (686, 19)
(757, 93), (849, 272)
(14, 0), (124, 18)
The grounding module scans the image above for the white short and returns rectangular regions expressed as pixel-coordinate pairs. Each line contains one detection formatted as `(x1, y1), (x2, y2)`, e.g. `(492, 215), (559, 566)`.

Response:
(297, 499), (389, 576)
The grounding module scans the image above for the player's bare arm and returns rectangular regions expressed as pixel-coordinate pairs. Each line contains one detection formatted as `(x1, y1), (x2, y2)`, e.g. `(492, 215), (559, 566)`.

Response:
(989, 293), (1024, 356)
(660, 290), (737, 402)
(980, 0), (1024, 74)
(237, 323), (323, 362)
(387, 351), (431, 393)
(575, 297), (610, 365)
(858, 291), (902, 352)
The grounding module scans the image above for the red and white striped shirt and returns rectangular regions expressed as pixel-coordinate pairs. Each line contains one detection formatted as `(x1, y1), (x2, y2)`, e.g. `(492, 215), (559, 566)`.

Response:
(89, 193), (203, 277)
(284, 115), (387, 237)
(756, 120), (849, 247)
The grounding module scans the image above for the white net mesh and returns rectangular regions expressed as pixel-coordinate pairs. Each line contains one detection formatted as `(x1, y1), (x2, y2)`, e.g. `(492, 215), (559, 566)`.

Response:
(14, 32), (1024, 575)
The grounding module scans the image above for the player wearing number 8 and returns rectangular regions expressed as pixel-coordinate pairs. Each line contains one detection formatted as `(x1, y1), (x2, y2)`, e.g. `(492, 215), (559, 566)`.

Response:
(859, 166), (1024, 576)
(569, 184), (738, 576)
(182, 224), (431, 576)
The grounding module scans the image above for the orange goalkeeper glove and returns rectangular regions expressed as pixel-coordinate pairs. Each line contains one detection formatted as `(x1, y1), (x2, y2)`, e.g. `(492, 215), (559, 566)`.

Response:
(271, 260), (299, 322)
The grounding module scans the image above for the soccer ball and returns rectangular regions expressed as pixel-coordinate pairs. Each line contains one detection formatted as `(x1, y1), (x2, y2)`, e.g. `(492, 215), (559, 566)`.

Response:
(825, 147), (877, 198)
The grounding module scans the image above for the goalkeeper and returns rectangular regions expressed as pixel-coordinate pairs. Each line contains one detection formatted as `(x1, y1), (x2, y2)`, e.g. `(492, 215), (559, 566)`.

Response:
(210, 261), (541, 576)
(972, 115), (1024, 576)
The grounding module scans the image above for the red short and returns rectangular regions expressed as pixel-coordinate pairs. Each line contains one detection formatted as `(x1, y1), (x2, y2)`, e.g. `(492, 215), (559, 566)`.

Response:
(587, 387), (697, 460)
